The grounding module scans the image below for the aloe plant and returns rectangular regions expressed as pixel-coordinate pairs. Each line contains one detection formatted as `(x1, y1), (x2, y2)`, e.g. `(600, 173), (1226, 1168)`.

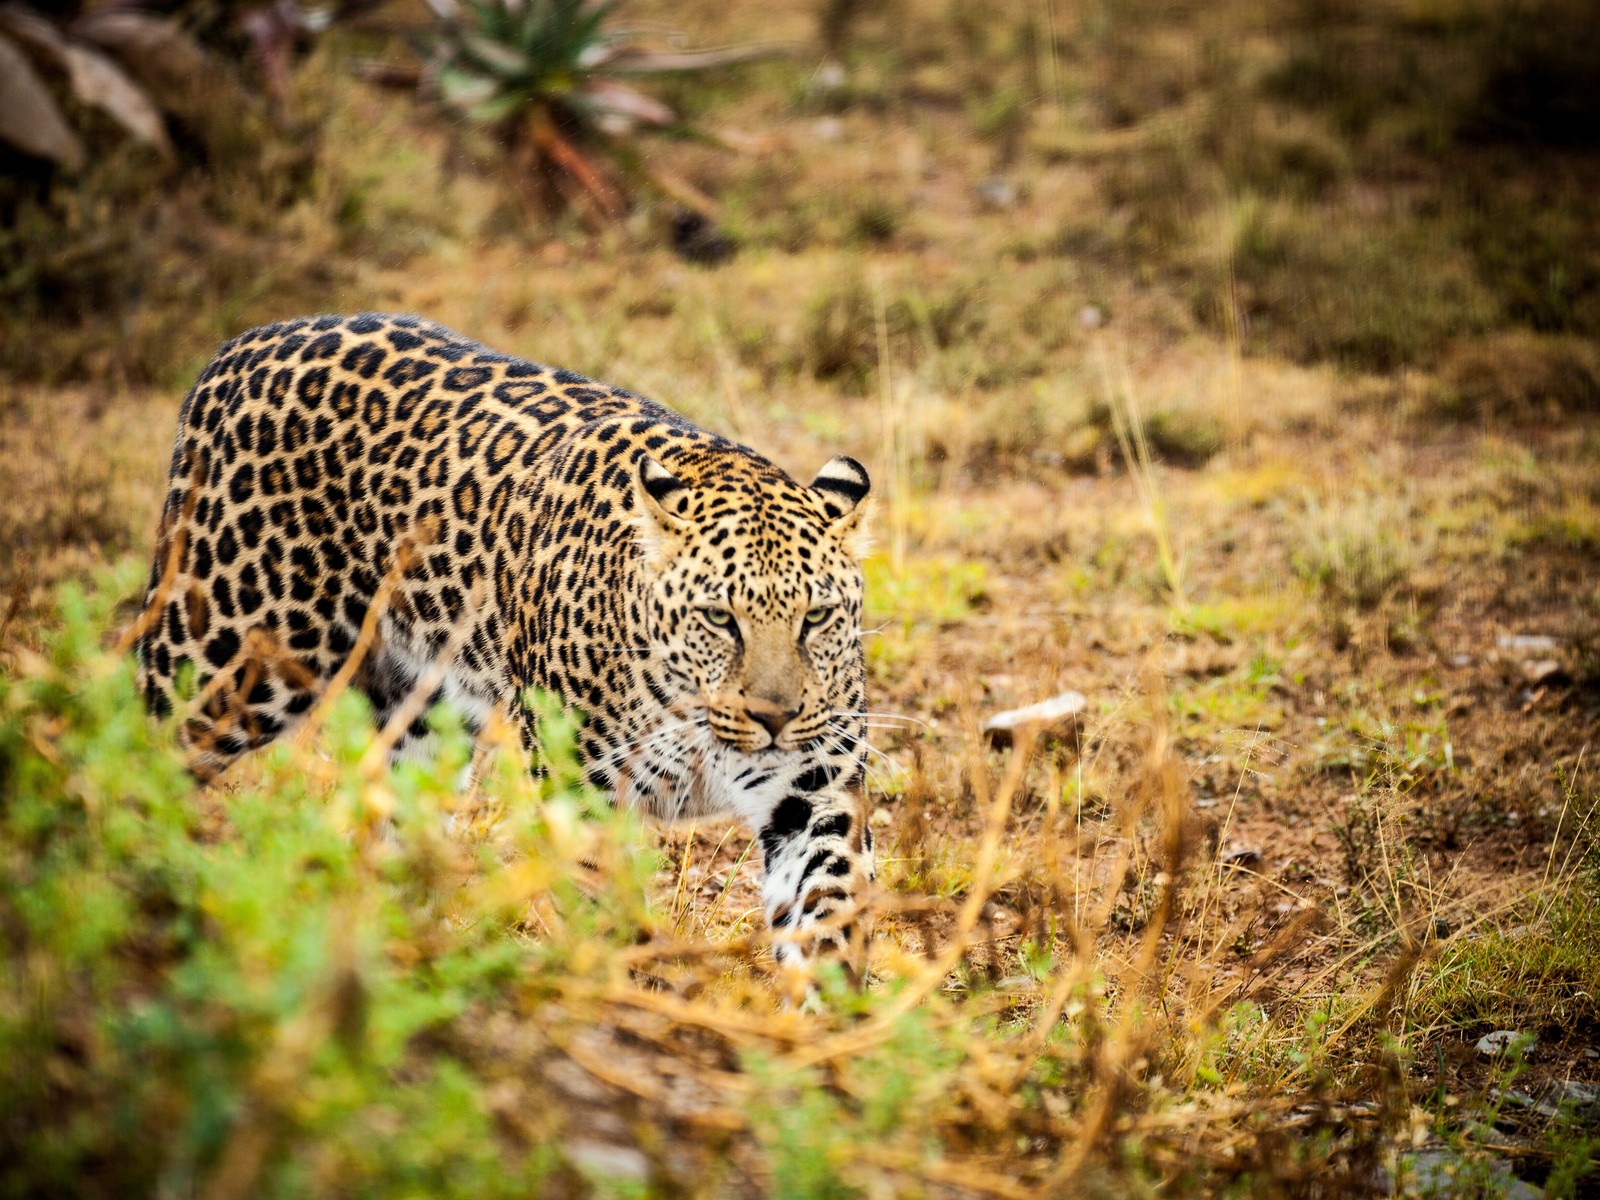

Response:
(426, 0), (781, 217)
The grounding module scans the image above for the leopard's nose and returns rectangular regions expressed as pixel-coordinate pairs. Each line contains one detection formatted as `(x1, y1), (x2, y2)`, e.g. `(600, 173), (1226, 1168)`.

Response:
(747, 700), (801, 740)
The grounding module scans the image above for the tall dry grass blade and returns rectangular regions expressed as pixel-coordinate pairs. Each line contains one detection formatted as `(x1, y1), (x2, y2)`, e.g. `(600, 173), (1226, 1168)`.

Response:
(0, 561), (30, 646)
(696, 285), (752, 442)
(294, 522), (434, 752)
(872, 268), (910, 570)
(115, 454), (204, 656)
(1092, 339), (1187, 609)
(784, 726), (1039, 1070)
(1045, 669), (1192, 1189)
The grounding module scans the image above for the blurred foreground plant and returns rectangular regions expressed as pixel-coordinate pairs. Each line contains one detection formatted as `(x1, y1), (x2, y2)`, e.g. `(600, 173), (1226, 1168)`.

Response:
(0, 569), (655, 1198)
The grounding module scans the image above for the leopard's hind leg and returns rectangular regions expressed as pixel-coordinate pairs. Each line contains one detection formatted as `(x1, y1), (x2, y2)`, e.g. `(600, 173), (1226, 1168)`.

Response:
(140, 619), (321, 782)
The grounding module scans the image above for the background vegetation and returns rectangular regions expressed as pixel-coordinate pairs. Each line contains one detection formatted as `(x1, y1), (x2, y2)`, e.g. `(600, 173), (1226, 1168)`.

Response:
(3, 0), (1598, 1195)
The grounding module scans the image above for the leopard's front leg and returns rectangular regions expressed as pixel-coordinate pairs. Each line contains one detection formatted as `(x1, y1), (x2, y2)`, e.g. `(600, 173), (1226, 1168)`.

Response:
(758, 778), (875, 979)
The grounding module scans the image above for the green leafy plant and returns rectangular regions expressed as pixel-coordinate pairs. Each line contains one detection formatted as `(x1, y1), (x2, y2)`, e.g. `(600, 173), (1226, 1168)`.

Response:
(426, 0), (780, 217)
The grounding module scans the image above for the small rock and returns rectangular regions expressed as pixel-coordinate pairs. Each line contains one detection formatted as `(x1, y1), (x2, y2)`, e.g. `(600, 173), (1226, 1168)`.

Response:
(1451, 653), (1473, 667)
(1521, 659), (1567, 686)
(1496, 1088), (1550, 1117)
(1404, 1147), (1542, 1200)
(1496, 1081), (1598, 1120)
(982, 691), (1087, 748)
(813, 59), (847, 92)
(812, 116), (843, 142)
(1078, 304), (1105, 330)
(975, 176), (1017, 209)
(567, 1140), (651, 1182)
(1220, 844), (1262, 868)
(1552, 1079), (1599, 1108)
(1477, 1030), (1534, 1058)
(1497, 634), (1559, 654)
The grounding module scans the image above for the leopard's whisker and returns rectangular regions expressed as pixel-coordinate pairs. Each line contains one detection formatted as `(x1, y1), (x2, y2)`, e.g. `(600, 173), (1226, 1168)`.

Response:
(815, 727), (893, 793)
(823, 720), (900, 775)
(597, 714), (709, 772)
(830, 710), (927, 728)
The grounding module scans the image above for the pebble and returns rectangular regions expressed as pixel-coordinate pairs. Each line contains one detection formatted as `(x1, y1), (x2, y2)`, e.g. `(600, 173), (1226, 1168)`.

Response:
(1476, 1030), (1534, 1057)
(981, 691), (1087, 748)
(975, 177), (1017, 209)
(1521, 659), (1566, 685)
(1497, 634), (1558, 654)
(1220, 844), (1262, 868)
(813, 60), (847, 91)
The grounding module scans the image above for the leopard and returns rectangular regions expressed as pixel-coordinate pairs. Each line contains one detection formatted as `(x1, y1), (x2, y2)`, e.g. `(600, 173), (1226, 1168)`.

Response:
(136, 311), (877, 971)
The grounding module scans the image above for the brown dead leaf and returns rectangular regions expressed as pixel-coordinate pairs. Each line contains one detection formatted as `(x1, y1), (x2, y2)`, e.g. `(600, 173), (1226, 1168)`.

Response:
(0, 5), (171, 156)
(71, 8), (257, 153)
(0, 30), (83, 169)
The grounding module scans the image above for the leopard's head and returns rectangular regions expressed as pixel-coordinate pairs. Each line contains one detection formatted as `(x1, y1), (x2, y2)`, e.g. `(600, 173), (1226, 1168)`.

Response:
(631, 452), (871, 759)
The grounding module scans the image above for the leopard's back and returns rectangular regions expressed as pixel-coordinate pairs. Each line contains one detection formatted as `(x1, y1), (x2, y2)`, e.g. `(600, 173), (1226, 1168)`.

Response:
(138, 312), (675, 769)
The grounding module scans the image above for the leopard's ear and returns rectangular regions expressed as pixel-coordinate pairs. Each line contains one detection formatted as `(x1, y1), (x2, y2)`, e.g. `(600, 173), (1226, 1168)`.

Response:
(810, 456), (872, 553)
(633, 455), (694, 548)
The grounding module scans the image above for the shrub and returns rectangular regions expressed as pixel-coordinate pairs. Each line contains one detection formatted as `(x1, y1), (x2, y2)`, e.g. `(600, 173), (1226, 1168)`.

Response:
(0, 573), (652, 1198)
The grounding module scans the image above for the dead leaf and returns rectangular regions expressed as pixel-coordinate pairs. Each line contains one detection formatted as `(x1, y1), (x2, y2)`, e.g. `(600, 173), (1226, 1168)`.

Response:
(981, 691), (1087, 748)
(0, 31), (84, 169)
(0, 5), (171, 156)
(580, 80), (676, 130)
(71, 9), (251, 132)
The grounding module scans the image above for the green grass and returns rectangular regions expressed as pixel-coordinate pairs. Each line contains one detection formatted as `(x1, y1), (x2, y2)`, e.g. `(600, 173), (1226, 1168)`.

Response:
(1413, 894), (1600, 1034)
(1410, 778), (1600, 1036)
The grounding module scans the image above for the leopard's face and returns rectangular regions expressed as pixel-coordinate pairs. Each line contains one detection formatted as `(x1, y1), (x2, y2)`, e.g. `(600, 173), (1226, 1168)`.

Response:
(633, 455), (870, 763)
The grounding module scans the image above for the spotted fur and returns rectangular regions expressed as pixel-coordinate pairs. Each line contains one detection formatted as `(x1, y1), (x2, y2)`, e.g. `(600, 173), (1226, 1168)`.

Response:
(138, 312), (875, 969)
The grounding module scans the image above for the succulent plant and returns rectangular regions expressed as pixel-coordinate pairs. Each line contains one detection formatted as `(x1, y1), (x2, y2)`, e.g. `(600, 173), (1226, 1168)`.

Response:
(425, 0), (781, 217)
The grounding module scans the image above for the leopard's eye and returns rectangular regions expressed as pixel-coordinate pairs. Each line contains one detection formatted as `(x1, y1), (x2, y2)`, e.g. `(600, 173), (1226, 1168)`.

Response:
(702, 607), (734, 628)
(804, 605), (836, 627)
